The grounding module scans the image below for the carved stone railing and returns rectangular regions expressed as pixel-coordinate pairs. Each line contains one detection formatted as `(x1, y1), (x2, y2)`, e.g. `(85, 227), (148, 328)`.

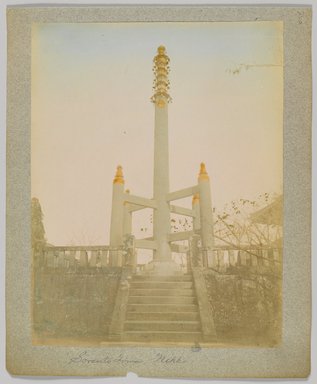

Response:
(36, 245), (112, 269)
(210, 246), (282, 272)
(35, 239), (141, 270)
(37, 241), (282, 275)
(188, 237), (282, 274)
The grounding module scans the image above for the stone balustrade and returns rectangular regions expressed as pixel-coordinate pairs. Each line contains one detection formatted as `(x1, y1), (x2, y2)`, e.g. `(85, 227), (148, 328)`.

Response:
(36, 244), (282, 274)
(37, 246), (111, 268)
(189, 245), (282, 273)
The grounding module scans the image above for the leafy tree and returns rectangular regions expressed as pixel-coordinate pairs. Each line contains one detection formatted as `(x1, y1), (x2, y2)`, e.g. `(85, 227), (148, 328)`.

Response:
(214, 193), (282, 248)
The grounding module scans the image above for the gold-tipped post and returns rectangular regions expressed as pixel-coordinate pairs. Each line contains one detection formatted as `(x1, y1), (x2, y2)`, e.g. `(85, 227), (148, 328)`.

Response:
(109, 165), (125, 266)
(197, 162), (214, 266)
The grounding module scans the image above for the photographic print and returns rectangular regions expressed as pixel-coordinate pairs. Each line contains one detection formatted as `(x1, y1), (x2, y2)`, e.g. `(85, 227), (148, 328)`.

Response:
(6, 6), (311, 378)
(31, 21), (283, 347)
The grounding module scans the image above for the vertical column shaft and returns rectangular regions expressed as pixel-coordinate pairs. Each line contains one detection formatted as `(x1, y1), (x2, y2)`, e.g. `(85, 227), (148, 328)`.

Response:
(198, 163), (214, 250)
(109, 166), (124, 266)
(153, 103), (171, 261)
(192, 193), (201, 233)
(123, 191), (132, 238)
(151, 45), (172, 262)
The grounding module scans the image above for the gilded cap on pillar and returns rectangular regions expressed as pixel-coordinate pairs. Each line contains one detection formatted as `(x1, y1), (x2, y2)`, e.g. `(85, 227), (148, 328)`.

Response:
(198, 162), (209, 181)
(113, 165), (124, 184)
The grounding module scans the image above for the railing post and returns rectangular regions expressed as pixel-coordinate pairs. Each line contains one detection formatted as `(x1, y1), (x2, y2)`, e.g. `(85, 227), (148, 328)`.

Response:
(53, 251), (59, 268)
(240, 250), (247, 266)
(45, 249), (54, 267)
(268, 248), (274, 267)
(245, 250), (251, 266)
(262, 249), (269, 266)
(89, 250), (98, 267)
(229, 249), (235, 266)
(273, 248), (279, 265)
(218, 249), (224, 271)
(251, 250), (258, 267)
(79, 250), (88, 267)
(123, 235), (136, 271)
(237, 250), (241, 266)
(100, 249), (108, 267)
(68, 250), (76, 268)
(256, 249), (261, 266)
(212, 249), (219, 269)
(57, 250), (65, 268)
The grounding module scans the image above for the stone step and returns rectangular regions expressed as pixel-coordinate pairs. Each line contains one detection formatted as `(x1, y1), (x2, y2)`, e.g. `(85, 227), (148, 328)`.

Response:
(132, 275), (193, 282)
(130, 281), (193, 289)
(127, 304), (199, 313)
(124, 331), (203, 342)
(128, 295), (197, 305)
(126, 311), (200, 321)
(129, 288), (195, 297)
(125, 320), (201, 332)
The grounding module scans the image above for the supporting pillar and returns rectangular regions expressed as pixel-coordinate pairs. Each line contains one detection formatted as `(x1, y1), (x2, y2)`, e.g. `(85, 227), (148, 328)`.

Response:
(109, 165), (124, 267)
(146, 45), (181, 275)
(198, 163), (215, 267)
(152, 46), (172, 263)
(192, 193), (201, 233)
(123, 189), (132, 238)
(191, 194), (202, 269)
(123, 189), (136, 269)
(153, 100), (171, 261)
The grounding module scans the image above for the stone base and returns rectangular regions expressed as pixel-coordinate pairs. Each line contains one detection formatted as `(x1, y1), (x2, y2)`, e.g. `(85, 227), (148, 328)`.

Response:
(144, 260), (182, 276)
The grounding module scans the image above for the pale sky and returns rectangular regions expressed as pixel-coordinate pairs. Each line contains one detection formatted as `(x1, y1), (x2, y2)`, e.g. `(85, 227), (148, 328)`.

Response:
(31, 21), (283, 246)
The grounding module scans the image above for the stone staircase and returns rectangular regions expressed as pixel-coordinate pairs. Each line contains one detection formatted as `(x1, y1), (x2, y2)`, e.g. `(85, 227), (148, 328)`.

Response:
(123, 274), (203, 342)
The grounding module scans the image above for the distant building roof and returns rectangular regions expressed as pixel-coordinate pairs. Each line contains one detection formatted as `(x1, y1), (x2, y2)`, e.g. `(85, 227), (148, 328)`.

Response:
(250, 195), (283, 225)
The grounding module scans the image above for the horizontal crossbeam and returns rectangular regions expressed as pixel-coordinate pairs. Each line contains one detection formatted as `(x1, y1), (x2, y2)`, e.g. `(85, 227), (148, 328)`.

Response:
(135, 239), (158, 250)
(168, 230), (194, 242)
(127, 204), (147, 213)
(166, 185), (199, 202)
(170, 244), (189, 253)
(170, 205), (196, 217)
(124, 194), (157, 209)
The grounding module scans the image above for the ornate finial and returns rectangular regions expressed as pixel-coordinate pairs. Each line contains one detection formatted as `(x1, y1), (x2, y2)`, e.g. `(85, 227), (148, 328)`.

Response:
(151, 45), (171, 107)
(192, 193), (200, 205)
(157, 45), (166, 54)
(113, 165), (124, 184)
(198, 162), (209, 181)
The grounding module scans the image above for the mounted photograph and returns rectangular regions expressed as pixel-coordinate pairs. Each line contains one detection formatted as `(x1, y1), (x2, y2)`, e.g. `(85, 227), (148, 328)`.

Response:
(30, 21), (284, 347)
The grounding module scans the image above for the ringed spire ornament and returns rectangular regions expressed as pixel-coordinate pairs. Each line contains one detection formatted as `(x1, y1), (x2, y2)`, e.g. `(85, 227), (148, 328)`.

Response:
(151, 45), (172, 107)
